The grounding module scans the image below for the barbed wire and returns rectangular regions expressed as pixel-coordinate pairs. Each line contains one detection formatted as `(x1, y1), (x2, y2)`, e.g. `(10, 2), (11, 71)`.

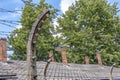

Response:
(0, 19), (20, 25)
(0, 8), (22, 14)
(0, 31), (53, 36)
(0, 22), (17, 28)
(21, 0), (38, 6)
(0, 31), (27, 34)
(0, 33), (9, 36)
(0, 19), (21, 28)
(0, 7), (22, 28)
(0, 19), (20, 23)
(1, 31), (11, 33)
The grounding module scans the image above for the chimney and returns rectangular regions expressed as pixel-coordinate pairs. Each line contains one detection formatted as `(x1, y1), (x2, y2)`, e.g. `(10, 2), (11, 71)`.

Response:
(85, 56), (89, 64)
(0, 38), (7, 62)
(61, 48), (67, 64)
(55, 45), (67, 64)
(49, 51), (54, 62)
(96, 52), (102, 66)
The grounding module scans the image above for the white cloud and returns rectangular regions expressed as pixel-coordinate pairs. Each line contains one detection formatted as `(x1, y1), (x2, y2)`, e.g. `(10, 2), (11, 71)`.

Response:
(50, 16), (63, 38)
(15, 24), (22, 29)
(52, 18), (58, 37)
(60, 0), (76, 13)
(53, 18), (58, 28)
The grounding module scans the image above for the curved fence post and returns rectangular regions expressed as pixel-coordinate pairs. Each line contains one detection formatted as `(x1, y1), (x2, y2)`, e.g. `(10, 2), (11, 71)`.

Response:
(27, 10), (50, 80)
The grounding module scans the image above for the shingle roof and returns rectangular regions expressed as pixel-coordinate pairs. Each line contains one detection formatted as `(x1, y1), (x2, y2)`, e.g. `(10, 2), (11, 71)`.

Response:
(0, 60), (120, 80)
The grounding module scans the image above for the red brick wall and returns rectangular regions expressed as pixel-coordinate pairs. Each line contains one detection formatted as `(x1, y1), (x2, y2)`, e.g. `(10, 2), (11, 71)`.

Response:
(61, 48), (67, 64)
(85, 56), (89, 64)
(0, 38), (7, 62)
(96, 52), (102, 66)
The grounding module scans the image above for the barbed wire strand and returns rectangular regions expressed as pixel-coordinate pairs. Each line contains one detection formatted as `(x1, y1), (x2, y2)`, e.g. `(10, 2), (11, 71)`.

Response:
(0, 8), (22, 14)
(0, 20), (20, 26)
(0, 22), (17, 28)
(21, 0), (38, 6)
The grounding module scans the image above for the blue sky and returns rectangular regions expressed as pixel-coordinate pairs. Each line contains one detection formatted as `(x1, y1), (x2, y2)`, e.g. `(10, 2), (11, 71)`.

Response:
(0, 0), (120, 38)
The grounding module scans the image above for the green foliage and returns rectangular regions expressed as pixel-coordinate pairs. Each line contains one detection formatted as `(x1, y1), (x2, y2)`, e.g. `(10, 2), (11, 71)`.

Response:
(8, 0), (60, 61)
(57, 0), (120, 66)
(8, 0), (120, 67)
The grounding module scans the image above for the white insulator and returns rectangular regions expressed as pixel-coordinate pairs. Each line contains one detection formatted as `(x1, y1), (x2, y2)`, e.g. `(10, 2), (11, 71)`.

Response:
(35, 33), (39, 36)
(41, 20), (44, 23)
(38, 27), (41, 30)
(46, 14), (49, 17)
(32, 56), (36, 59)
(33, 41), (37, 44)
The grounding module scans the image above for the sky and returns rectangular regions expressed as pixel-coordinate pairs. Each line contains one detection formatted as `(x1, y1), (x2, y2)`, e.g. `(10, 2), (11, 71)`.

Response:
(0, 0), (120, 38)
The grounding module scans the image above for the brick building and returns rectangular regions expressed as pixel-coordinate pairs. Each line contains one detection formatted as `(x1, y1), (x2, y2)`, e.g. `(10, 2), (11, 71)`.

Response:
(0, 38), (120, 80)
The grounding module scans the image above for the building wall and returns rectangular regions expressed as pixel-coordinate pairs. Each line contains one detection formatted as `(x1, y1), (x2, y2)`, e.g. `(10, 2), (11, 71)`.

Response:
(0, 38), (7, 62)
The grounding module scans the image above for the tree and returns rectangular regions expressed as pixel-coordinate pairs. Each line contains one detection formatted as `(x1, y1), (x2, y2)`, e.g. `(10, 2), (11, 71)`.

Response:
(8, 0), (60, 61)
(57, 0), (120, 66)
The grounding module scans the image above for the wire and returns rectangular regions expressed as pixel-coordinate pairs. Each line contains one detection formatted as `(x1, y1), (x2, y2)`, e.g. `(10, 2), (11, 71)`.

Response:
(0, 19), (20, 23)
(21, 0), (38, 5)
(0, 33), (9, 36)
(0, 8), (22, 14)
(0, 31), (28, 34)
(0, 22), (17, 28)
(0, 31), (12, 33)
(0, 19), (21, 28)
(0, 19), (20, 25)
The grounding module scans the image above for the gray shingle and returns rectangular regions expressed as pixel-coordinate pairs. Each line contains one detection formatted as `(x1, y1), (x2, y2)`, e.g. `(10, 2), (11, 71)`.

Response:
(0, 61), (120, 80)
